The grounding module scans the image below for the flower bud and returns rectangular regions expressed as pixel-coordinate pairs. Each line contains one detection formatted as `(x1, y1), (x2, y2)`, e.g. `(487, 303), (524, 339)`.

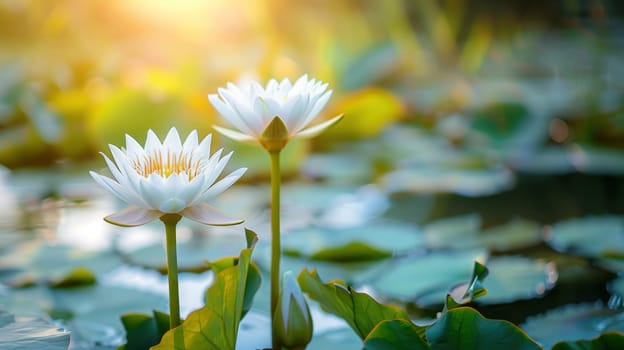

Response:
(273, 271), (313, 349)
(260, 116), (290, 152)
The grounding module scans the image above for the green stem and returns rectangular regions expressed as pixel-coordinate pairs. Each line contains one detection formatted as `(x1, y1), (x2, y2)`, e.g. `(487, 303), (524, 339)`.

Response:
(161, 214), (182, 329)
(269, 150), (282, 350)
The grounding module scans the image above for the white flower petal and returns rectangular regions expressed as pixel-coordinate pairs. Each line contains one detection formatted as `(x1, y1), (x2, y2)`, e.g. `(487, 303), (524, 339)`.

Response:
(90, 171), (133, 204)
(125, 134), (144, 158)
(181, 203), (243, 226)
(302, 90), (332, 127)
(219, 88), (264, 135)
(213, 126), (256, 142)
(105, 206), (161, 227)
(296, 114), (343, 139)
(201, 149), (226, 186)
(183, 130), (201, 155)
(163, 127), (182, 153)
(209, 93), (254, 135)
(195, 167), (247, 203)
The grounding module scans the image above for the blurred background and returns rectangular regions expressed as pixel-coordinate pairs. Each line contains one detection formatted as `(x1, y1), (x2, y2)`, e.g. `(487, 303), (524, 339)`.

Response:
(1, 0), (623, 173)
(1, 0), (624, 349)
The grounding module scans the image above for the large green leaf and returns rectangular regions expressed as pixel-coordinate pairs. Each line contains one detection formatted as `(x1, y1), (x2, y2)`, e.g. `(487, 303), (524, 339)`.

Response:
(117, 311), (170, 350)
(152, 229), (260, 350)
(297, 268), (426, 341)
(0, 310), (70, 350)
(426, 307), (541, 350)
(362, 319), (430, 350)
(552, 331), (624, 350)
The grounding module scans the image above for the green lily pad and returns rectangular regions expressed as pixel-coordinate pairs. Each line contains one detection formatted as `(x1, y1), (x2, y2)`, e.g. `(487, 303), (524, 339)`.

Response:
(479, 256), (557, 305)
(0, 310), (70, 350)
(0, 241), (121, 286)
(521, 302), (624, 349)
(302, 153), (374, 185)
(282, 221), (423, 261)
(50, 285), (168, 347)
(381, 165), (514, 197)
(425, 215), (543, 251)
(369, 249), (487, 306)
(121, 230), (247, 273)
(254, 241), (388, 286)
(546, 215), (624, 272)
(510, 146), (624, 175)
(423, 214), (481, 249)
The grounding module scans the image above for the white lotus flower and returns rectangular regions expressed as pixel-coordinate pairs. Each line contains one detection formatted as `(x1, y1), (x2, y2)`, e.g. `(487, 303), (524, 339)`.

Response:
(208, 74), (342, 152)
(90, 127), (247, 227)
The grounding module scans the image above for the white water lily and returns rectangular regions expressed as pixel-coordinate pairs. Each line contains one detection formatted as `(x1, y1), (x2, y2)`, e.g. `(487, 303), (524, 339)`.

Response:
(208, 74), (342, 152)
(90, 127), (247, 227)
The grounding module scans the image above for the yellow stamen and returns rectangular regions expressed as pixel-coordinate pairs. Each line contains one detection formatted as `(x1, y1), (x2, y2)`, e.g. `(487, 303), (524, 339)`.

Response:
(132, 150), (201, 180)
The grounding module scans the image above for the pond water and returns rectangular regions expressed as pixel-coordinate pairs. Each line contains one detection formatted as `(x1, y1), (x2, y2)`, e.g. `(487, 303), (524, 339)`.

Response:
(0, 146), (623, 349)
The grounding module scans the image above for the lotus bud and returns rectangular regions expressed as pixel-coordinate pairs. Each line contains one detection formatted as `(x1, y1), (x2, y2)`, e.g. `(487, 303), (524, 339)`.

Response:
(260, 116), (289, 152)
(273, 271), (313, 349)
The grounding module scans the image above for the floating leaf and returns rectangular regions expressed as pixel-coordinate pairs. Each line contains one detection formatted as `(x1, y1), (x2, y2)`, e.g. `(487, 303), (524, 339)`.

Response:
(49, 285), (168, 346)
(121, 230), (247, 273)
(480, 256), (557, 305)
(424, 214), (481, 250)
(547, 215), (624, 258)
(50, 267), (96, 288)
(425, 215), (543, 252)
(381, 165), (514, 197)
(369, 249), (487, 306)
(0, 310), (70, 350)
(282, 221), (423, 262)
(297, 268), (426, 341)
(522, 302), (624, 349)
(509, 146), (624, 175)
(309, 242), (391, 262)
(255, 246), (388, 286)
(0, 241), (121, 286)
(302, 152), (374, 185)
(426, 307), (541, 350)
(153, 229), (260, 349)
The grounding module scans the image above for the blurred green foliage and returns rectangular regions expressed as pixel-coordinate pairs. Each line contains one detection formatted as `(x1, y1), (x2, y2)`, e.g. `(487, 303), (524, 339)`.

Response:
(0, 0), (623, 180)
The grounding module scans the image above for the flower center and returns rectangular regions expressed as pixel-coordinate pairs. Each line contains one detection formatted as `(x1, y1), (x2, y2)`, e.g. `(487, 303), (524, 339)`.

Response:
(132, 150), (200, 180)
